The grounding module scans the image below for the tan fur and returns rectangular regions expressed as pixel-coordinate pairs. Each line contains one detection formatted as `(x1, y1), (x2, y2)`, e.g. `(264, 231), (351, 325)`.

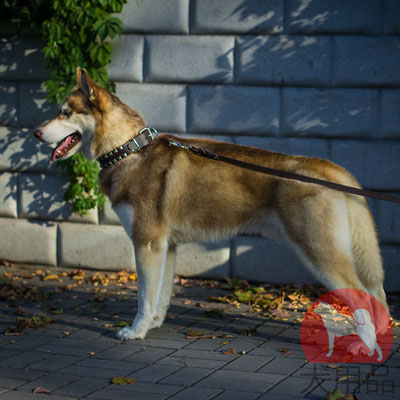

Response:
(34, 69), (389, 340)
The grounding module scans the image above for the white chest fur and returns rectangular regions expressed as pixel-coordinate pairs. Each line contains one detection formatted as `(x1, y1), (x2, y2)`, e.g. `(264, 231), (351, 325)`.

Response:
(113, 203), (134, 237)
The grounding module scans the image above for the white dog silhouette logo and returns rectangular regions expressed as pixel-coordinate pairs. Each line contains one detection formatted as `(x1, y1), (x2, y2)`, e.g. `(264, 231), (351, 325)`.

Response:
(313, 302), (382, 361)
(301, 289), (392, 363)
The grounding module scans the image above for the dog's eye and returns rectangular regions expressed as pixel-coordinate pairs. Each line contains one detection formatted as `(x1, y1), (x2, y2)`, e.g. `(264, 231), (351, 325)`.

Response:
(61, 110), (72, 118)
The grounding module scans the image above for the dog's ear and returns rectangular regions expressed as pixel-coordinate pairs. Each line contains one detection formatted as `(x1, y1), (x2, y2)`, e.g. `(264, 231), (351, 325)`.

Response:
(80, 68), (97, 102)
(76, 66), (82, 88)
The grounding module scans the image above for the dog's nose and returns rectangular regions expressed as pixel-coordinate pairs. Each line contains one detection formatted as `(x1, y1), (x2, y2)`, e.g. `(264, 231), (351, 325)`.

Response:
(33, 129), (43, 141)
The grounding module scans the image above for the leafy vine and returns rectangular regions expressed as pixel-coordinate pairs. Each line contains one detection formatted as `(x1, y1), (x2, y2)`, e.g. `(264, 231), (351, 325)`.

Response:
(3, 0), (127, 214)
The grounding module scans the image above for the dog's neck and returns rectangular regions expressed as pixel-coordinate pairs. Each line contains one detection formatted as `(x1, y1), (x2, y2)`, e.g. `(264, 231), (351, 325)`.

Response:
(97, 127), (158, 169)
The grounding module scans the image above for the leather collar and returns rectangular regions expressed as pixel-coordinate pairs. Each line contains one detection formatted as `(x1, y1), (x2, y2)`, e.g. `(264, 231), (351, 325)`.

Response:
(97, 127), (158, 169)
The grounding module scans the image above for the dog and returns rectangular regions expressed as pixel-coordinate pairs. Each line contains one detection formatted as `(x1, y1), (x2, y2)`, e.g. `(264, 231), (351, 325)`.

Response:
(313, 302), (383, 361)
(33, 67), (389, 340)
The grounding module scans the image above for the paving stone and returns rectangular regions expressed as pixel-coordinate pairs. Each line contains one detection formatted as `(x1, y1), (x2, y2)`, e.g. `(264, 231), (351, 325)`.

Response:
(191, 0), (283, 34)
(123, 348), (174, 364)
(188, 85), (280, 135)
(282, 88), (378, 139)
(286, 0), (381, 34)
(59, 222), (135, 270)
(19, 173), (98, 223)
(217, 337), (264, 354)
(34, 344), (97, 358)
(95, 344), (143, 360)
(52, 377), (107, 398)
(139, 338), (189, 349)
(175, 241), (230, 279)
(29, 355), (84, 372)
(195, 369), (284, 393)
(0, 377), (27, 390)
(156, 356), (226, 369)
(18, 81), (58, 127)
(237, 36), (331, 86)
(0, 391), (76, 400)
(182, 338), (229, 351)
(0, 82), (17, 126)
(0, 36), (48, 80)
(107, 35), (143, 82)
(145, 35), (233, 83)
(129, 364), (181, 383)
(159, 367), (213, 386)
(212, 391), (259, 400)
(87, 388), (168, 400)
(333, 36), (400, 87)
(76, 358), (147, 374)
(0, 349), (21, 361)
(222, 354), (271, 372)
(169, 349), (238, 362)
(167, 386), (220, 400)
(2, 336), (57, 351)
(265, 376), (317, 396)
(121, 0), (189, 33)
(58, 365), (137, 380)
(116, 83), (186, 133)
(104, 381), (183, 395)
(0, 351), (49, 369)
(17, 373), (80, 393)
(257, 357), (306, 375)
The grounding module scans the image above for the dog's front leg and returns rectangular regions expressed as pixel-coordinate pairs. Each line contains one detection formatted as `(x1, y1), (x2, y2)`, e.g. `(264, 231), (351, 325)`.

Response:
(117, 239), (168, 340)
(150, 244), (176, 329)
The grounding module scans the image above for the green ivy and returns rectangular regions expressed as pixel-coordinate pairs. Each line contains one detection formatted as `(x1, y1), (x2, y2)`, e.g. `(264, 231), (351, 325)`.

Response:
(3, 0), (127, 215)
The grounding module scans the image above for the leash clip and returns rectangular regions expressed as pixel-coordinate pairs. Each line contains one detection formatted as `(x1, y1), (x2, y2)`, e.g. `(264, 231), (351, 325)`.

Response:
(168, 140), (187, 149)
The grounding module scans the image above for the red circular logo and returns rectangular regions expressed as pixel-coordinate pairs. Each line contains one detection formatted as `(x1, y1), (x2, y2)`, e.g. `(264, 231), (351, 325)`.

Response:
(301, 289), (393, 363)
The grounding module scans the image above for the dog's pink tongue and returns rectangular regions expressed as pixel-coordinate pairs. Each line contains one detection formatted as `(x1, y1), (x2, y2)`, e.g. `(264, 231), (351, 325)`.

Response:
(51, 135), (73, 162)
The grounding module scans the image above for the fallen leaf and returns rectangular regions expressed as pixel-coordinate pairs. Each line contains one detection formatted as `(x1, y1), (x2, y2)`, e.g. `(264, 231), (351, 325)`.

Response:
(324, 389), (345, 400)
(186, 330), (205, 337)
(89, 352), (96, 356)
(111, 376), (136, 385)
(33, 387), (51, 394)
(43, 274), (60, 281)
(223, 348), (236, 354)
(116, 321), (130, 327)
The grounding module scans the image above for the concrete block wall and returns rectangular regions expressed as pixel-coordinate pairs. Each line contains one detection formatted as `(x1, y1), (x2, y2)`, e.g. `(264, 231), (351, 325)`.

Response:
(1, 0), (400, 290)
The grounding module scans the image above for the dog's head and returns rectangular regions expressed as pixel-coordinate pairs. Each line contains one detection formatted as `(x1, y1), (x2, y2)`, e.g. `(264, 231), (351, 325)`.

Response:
(33, 67), (145, 162)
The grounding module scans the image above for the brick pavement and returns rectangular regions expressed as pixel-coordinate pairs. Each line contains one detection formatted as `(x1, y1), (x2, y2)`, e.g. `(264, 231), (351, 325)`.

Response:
(0, 263), (399, 400)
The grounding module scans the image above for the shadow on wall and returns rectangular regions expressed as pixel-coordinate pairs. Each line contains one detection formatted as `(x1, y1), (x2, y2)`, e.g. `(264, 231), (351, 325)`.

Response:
(189, 0), (377, 139)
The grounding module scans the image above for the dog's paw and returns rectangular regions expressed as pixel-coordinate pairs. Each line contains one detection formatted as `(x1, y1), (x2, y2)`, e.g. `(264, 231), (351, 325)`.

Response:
(116, 326), (145, 341)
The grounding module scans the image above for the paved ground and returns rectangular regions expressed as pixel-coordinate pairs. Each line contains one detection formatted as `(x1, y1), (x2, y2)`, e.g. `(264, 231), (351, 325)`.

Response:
(0, 262), (399, 400)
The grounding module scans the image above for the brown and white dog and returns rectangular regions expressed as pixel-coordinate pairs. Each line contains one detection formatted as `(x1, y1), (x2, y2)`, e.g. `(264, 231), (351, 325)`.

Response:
(34, 67), (388, 340)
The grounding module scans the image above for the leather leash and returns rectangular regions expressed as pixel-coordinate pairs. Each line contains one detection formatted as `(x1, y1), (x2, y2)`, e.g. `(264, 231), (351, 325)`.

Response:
(169, 140), (400, 204)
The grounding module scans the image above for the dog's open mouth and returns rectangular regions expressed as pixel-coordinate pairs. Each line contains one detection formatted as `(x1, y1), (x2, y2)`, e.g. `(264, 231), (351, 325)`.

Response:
(51, 132), (81, 162)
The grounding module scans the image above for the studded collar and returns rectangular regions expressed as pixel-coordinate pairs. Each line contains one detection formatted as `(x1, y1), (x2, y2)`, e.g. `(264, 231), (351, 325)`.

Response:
(97, 127), (158, 169)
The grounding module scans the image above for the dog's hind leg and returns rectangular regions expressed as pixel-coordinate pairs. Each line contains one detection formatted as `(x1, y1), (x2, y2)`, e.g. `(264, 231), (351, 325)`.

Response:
(117, 237), (169, 340)
(279, 190), (373, 312)
(347, 197), (389, 335)
(150, 244), (176, 329)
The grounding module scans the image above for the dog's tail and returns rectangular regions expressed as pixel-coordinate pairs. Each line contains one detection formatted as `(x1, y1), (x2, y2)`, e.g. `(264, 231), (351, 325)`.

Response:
(346, 194), (388, 311)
